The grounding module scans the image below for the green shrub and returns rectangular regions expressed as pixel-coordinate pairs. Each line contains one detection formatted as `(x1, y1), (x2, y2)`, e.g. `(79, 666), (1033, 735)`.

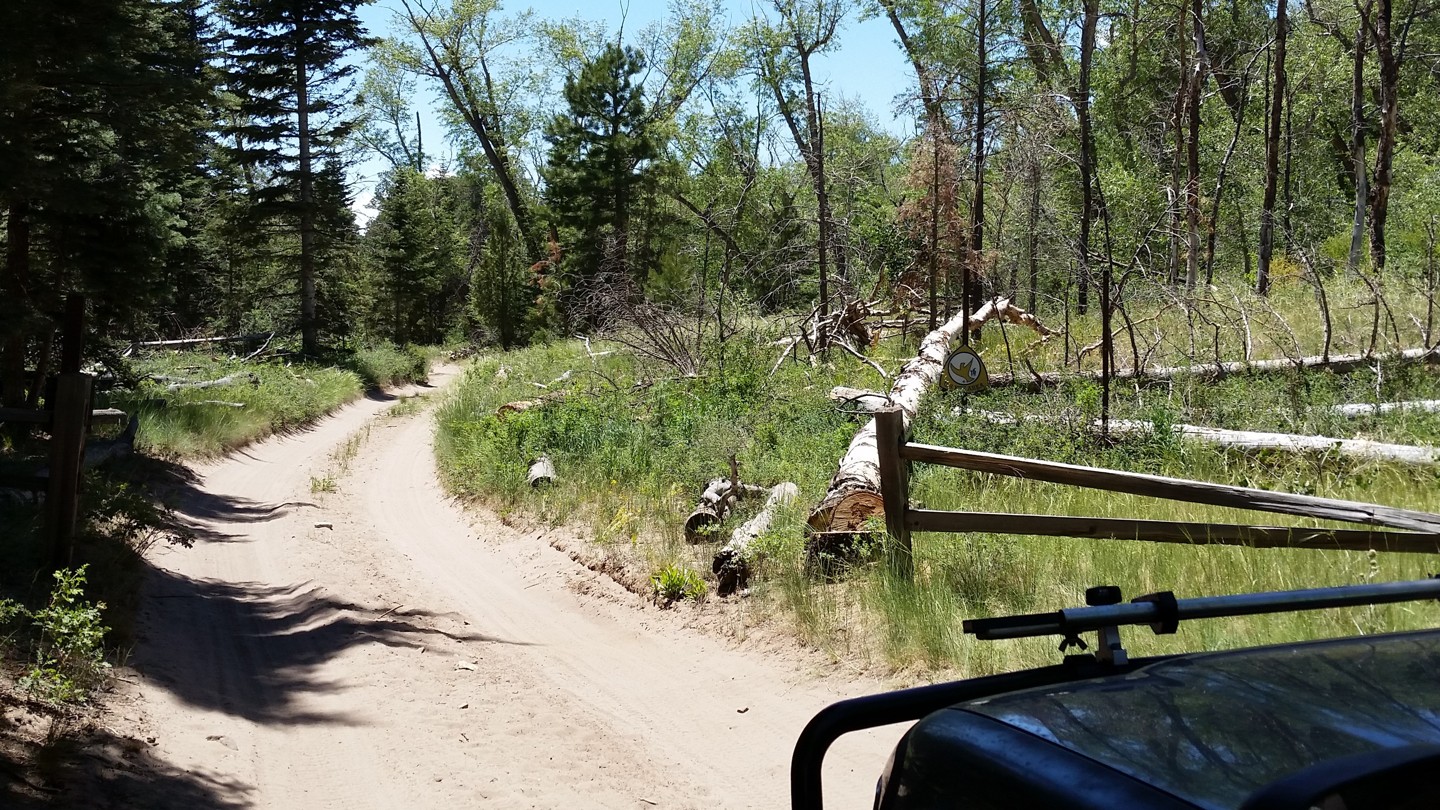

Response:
(652, 564), (707, 603)
(20, 566), (110, 703)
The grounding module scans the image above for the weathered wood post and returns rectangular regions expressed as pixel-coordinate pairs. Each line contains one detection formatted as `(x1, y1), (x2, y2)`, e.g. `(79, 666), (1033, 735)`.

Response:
(43, 295), (90, 570)
(875, 405), (912, 580)
(44, 373), (92, 570)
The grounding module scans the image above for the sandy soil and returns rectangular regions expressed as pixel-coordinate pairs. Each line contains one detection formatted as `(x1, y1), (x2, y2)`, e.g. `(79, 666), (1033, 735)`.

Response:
(106, 364), (911, 809)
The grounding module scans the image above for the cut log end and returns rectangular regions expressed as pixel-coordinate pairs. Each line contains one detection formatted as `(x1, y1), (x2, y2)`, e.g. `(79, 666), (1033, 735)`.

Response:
(807, 488), (885, 534)
(527, 456), (555, 487)
(684, 509), (722, 544)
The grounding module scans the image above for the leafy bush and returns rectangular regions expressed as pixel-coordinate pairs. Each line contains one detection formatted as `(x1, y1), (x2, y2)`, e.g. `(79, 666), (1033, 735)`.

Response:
(651, 564), (707, 603)
(19, 566), (110, 703)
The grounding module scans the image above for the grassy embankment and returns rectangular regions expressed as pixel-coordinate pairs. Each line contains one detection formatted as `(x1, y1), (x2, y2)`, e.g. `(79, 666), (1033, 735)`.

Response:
(441, 279), (1440, 677)
(105, 342), (431, 457)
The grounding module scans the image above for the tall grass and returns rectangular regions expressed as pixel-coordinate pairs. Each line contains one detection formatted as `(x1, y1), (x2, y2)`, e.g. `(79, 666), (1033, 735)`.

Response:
(434, 280), (1440, 677)
(343, 342), (432, 388)
(105, 353), (364, 457)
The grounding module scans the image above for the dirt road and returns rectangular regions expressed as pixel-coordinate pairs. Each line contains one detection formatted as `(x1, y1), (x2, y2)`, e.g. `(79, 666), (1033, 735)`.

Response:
(118, 365), (907, 809)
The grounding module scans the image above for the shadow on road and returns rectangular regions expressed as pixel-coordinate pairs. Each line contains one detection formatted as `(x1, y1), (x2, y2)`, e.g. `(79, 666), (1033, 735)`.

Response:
(125, 455), (317, 543)
(1, 707), (253, 810)
(129, 566), (520, 726)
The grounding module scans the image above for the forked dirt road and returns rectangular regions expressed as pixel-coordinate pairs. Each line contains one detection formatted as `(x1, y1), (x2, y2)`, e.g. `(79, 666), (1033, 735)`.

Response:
(117, 364), (907, 809)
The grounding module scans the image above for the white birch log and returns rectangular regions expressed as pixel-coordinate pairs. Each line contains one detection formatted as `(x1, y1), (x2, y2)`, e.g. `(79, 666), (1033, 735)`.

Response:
(957, 409), (1440, 466)
(713, 482), (799, 595)
(1332, 400), (1440, 417)
(684, 478), (770, 543)
(527, 456), (556, 487)
(990, 347), (1439, 388)
(808, 299), (1014, 533)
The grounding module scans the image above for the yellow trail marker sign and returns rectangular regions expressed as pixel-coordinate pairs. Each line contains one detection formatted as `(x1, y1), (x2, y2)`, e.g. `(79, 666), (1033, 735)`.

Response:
(943, 348), (989, 391)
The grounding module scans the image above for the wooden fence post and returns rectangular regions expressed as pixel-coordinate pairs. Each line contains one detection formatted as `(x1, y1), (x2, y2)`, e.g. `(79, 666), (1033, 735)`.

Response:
(44, 372), (92, 571)
(875, 406), (912, 580)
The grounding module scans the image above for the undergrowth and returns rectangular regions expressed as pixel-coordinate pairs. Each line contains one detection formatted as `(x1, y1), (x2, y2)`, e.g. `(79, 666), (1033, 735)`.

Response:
(437, 281), (1440, 677)
(105, 353), (364, 457)
(342, 342), (433, 388)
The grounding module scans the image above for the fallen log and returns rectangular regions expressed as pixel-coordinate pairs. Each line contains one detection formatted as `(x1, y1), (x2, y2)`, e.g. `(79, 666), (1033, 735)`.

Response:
(497, 399), (543, 417)
(1332, 400), (1440, 418)
(1156, 423), (1440, 466)
(828, 386), (890, 414)
(808, 299), (1017, 535)
(163, 373), (256, 393)
(131, 332), (275, 349)
(527, 456), (555, 487)
(684, 477), (769, 543)
(989, 347), (1439, 389)
(956, 409), (1440, 466)
(713, 482), (799, 596)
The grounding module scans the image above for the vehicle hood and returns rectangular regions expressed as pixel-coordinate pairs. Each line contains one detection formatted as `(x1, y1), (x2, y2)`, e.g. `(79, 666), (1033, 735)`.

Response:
(959, 629), (1440, 808)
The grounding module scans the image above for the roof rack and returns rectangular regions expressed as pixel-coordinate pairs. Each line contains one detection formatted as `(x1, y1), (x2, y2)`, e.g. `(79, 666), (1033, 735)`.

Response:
(963, 576), (1440, 666)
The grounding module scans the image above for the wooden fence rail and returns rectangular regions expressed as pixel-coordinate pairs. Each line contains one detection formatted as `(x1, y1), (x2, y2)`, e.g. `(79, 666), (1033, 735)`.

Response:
(873, 406), (1440, 577)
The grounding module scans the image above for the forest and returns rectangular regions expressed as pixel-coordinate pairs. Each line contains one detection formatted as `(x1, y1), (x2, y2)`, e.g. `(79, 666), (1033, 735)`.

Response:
(4, 0), (1440, 383)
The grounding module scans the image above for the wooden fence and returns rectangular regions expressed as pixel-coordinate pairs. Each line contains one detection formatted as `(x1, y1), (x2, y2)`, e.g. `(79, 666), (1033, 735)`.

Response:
(873, 406), (1440, 579)
(0, 296), (127, 570)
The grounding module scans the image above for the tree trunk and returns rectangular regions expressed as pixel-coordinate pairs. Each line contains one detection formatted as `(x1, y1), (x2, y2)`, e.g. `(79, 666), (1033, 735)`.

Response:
(1184, 0), (1206, 290)
(802, 59), (833, 338)
(1370, 0), (1399, 272)
(296, 52), (318, 356)
(1168, 0), (1187, 287)
(1027, 158), (1041, 313)
(1077, 0), (1099, 315)
(970, 0), (989, 332)
(1348, 11), (1371, 274)
(2, 200), (31, 407)
(1258, 0), (1287, 296)
(808, 298), (1031, 534)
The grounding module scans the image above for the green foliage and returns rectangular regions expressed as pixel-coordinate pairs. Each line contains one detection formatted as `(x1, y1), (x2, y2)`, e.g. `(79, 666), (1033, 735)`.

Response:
(542, 42), (669, 307)
(19, 567), (110, 704)
(346, 342), (430, 388)
(219, 0), (372, 353)
(106, 352), (364, 457)
(362, 169), (469, 345)
(651, 564), (707, 602)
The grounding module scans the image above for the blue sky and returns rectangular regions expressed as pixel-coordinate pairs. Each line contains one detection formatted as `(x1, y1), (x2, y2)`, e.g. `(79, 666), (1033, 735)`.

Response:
(351, 0), (913, 221)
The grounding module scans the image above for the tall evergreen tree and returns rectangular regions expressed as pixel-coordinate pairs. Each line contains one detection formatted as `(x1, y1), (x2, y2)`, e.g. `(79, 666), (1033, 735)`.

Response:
(220, 0), (372, 354)
(542, 43), (662, 306)
(1, 0), (210, 405)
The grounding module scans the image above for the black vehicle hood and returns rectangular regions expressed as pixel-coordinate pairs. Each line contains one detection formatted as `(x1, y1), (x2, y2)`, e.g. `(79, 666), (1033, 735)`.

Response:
(953, 629), (1440, 809)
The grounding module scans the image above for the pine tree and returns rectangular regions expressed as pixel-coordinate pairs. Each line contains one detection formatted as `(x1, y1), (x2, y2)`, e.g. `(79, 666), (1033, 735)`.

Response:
(542, 44), (661, 306)
(1, 0), (210, 405)
(220, 0), (372, 355)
